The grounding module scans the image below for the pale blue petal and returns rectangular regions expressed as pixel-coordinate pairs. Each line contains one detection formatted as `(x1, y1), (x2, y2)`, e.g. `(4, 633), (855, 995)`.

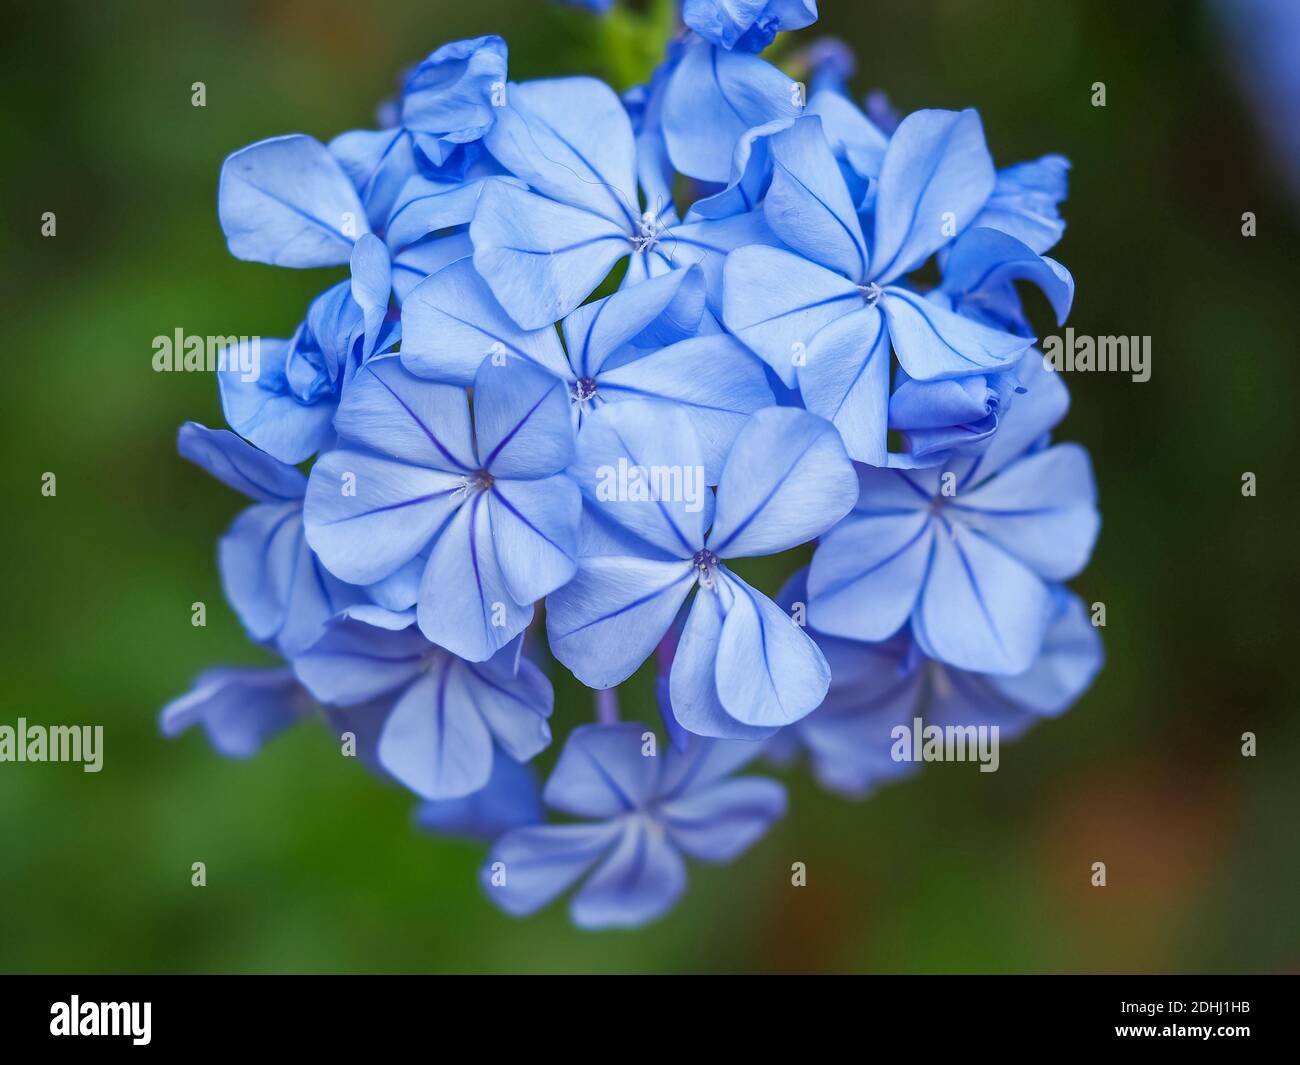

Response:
(765, 115), (868, 280)
(328, 127), (416, 230)
(971, 154), (1070, 255)
(218, 501), (300, 643)
(488, 474), (580, 604)
(808, 505), (934, 641)
(470, 181), (629, 329)
(940, 226), (1073, 327)
(484, 77), (638, 225)
(474, 356), (574, 478)
(881, 286), (1033, 381)
(986, 586), (1102, 715)
(795, 305), (891, 464)
(570, 820), (686, 929)
(177, 421), (305, 502)
(913, 525), (1052, 674)
(290, 617), (428, 705)
(596, 335), (775, 478)
(956, 349), (1069, 485)
(480, 822), (622, 917)
(333, 355), (476, 470)
(659, 777), (786, 861)
(670, 590), (780, 740)
(546, 556), (697, 689)
(415, 749), (543, 841)
(722, 244), (861, 386)
(543, 722), (661, 818)
(868, 109), (995, 283)
(952, 443), (1098, 580)
(218, 339), (337, 465)
(160, 666), (309, 758)
(708, 407), (857, 558)
(304, 448), (465, 584)
(377, 667), (494, 799)
(400, 35), (509, 153)
(400, 257), (569, 385)
(417, 493), (533, 660)
(569, 401), (711, 558)
(714, 571), (831, 726)
(561, 266), (706, 378)
(662, 41), (803, 183)
(219, 134), (366, 267)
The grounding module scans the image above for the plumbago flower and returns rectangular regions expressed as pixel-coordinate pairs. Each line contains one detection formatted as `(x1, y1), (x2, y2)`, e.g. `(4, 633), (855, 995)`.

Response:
(470, 75), (780, 327)
(482, 723), (786, 928)
(303, 353), (581, 662)
(807, 355), (1099, 675)
(400, 262), (772, 472)
(165, 8), (1105, 933)
(547, 402), (857, 738)
(292, 609), (553, 799)
(768, 569), (1103, 796)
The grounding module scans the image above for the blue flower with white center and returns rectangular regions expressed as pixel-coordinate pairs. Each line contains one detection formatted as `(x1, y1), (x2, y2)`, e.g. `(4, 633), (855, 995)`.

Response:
(770, 569), (1103, 797)
(547, 401), (857, 738)
(177, 421), (367, 656)
(807, 354), (1099, 675)
(292, 610), (553, 800)
(481, 722), (786, 929)
(401, 261), (774, 475)
(683, 0), (818, 53)
(303, 352), (581, 662)
(470, 76), (778, 328)
(160, 664), (314, 759)
(722, 111), (1042, 465)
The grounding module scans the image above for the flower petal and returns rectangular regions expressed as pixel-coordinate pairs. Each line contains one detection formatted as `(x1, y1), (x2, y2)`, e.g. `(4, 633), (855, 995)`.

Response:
(708, 407), (857, 558)
(547, 555), (697, 689)
(219, 134), (366, 267)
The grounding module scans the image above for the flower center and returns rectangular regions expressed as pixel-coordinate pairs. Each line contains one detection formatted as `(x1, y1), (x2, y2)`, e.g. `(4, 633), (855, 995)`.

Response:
(858, 281), (883, 307)
(630, 210), (665, 253)
(463, 468), (494, 495)
(572, 376), (598, 402)
(692, 548), (719, 588)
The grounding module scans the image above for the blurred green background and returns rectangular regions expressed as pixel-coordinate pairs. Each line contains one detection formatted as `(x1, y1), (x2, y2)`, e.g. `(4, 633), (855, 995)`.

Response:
(2, 0), (1297, 973)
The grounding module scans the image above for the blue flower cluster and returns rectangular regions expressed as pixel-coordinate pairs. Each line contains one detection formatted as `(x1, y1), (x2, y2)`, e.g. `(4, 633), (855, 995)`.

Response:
(163, 2), (1101, 930)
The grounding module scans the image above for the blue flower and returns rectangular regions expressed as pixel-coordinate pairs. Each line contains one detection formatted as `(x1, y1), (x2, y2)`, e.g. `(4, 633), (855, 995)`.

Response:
(723, 111), (1038, 464)
(547, 402), (857, 737)
(771, 569), (1102, 796)
(683, 0), (818, 53)
(329, 36), (509, 223)
(160, 665), (314, 758)
(292, 609), (553, 800)
(659, 39), (804, 183)
(481, 723), (786, 928)
(472, 72), (785, 327)
(177, 421), (368, 656)
(401, 261), (773, 473)
(218, 133), (401, 462)
(807, 354), (1099, 674)
(302, 353), (581, 661)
